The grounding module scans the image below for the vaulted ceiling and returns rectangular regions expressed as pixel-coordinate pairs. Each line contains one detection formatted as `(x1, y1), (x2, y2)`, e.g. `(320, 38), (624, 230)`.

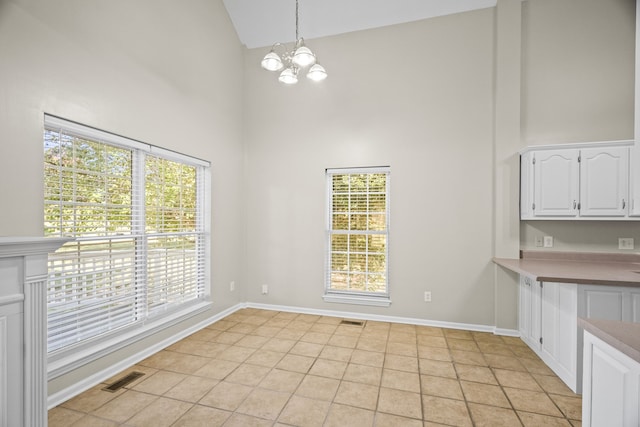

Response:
(223, 0), (497, 48)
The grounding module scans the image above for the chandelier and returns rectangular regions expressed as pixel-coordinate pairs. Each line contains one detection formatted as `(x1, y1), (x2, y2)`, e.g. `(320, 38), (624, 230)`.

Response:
(260, 0), (327, 84)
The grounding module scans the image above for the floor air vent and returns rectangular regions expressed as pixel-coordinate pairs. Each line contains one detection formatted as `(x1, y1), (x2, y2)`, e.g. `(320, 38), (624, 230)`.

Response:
(340, 319), (365, 326)
(102, 371), (145, 393)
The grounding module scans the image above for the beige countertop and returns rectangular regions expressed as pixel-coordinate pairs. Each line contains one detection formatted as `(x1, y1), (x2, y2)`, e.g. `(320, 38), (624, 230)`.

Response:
(579, 318), (640, 364)
(493, 251), (640, 286)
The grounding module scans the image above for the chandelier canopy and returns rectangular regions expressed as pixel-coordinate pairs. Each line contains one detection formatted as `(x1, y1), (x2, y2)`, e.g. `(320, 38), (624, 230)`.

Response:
(260, 0), (327, 84)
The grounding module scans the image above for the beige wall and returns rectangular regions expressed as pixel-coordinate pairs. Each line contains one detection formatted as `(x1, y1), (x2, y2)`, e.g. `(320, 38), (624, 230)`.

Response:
(520, 0), (637, 251)
(0, 0), (635, 401)
(522, 0), (634, 145)
(242, 0), (637, 330)
(243, 9), (497, 325)
(493, 0), (523, 331)
(0, 0), (245, 395)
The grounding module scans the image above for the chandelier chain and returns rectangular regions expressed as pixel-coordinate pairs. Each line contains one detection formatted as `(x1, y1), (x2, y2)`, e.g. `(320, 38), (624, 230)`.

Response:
(295, 0), (299, 41)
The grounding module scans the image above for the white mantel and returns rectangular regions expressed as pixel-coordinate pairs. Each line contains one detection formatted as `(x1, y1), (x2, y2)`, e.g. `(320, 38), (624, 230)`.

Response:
(0, 237), (69, 427)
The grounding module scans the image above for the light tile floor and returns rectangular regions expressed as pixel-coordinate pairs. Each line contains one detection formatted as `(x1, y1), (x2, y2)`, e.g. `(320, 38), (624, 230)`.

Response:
(49, 308), (582, 426)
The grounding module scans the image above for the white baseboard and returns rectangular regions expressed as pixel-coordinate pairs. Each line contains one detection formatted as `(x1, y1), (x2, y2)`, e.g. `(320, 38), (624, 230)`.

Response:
(48, 301), (518, 408)
(494, 327), (521, 337)
(246, 302), (519, 336)
(47, 303), (245, 409)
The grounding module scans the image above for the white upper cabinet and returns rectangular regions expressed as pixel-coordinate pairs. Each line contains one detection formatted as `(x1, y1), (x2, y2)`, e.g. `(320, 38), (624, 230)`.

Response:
(533, 149), (579, 217)
(520, 151), (535, 219)
(631, 144), (640, 216)
(580, 147), (629, 217)
(521, 141), (635, 220)
(633, 4), (640, 216)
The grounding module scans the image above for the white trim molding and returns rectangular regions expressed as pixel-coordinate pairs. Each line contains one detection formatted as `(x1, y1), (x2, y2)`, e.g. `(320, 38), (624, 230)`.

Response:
(322, 294), (392, 307)
(0, 237), (70, 259)
(48, 303), (244, 409)
(0, 316), (7, 427)
(247, 302), (519, 336)
(0, 237), (69, 427)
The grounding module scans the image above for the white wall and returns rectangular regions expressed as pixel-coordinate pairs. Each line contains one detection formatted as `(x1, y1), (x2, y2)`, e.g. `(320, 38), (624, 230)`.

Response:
(243, 9), (497, 326)
(520, 0), (637, 251)
(0, 0), (245, 394)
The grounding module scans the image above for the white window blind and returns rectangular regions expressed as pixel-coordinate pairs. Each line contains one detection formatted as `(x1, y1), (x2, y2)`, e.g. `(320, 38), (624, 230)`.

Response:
(44, 115), (209, 353)
(325, 167), (390, 301)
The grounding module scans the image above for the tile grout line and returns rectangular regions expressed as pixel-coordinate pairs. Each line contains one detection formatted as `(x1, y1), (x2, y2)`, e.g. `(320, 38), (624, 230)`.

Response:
(50, 309), (582, 427)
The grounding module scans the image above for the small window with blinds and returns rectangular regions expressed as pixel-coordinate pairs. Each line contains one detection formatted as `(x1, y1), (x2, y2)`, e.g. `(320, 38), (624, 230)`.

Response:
(44, 115), (210, 355)
(324, 167), (390, 307)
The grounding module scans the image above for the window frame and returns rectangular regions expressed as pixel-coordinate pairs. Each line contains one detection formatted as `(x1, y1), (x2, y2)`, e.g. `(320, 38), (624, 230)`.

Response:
(324, 166), (391, 307)
(44, 114), (212, 379)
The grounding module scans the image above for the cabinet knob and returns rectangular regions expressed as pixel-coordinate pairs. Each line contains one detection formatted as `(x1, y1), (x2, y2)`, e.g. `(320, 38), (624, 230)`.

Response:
(622, 199), (626, 209)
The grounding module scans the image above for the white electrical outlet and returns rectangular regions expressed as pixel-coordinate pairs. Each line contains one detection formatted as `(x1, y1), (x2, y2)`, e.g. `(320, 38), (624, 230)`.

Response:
(424, 291), (432, 302)
(543, 236), (554, 248)
(618, 238), (634, 250)
(230, 281), (235, 292)
(262, 284), (269, 294)
(534, 236), (543, 247)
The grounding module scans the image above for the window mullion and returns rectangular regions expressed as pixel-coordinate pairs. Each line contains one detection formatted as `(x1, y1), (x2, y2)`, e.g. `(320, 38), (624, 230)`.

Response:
(132, 150), (147, 322)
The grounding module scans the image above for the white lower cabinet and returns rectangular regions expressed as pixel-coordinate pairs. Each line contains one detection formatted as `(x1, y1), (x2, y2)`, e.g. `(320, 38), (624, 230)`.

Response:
(518, 275), (540, 351)
(518, 275), (640, 393)
(519, 277), (578, 390)
(540, 282), (578, 391)
(579, 285), (640, 323)
(582, 331), (640, 426)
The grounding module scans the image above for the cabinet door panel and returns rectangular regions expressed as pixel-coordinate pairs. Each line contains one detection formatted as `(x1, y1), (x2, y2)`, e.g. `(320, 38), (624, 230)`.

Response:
(530, 285), (541, 350)
(556, 284), (577, 375)
(630, 143), (640, 216)
(534, 149), (579, 217)
(540, 282), (578, 391)
(583, 331), (640, 427)
(589, 344), (626, 426)
(540, 283), (557, 359)
(584, 289), (624, 321)
(519, 277), (529, 336)
(520, 153), (535, 220)
(519, 275), (541, 350)
(580, 147), (629, 217)
(630, 290), (640, 323)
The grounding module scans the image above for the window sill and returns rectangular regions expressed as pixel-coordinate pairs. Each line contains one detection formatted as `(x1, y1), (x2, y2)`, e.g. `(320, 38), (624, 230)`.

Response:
(48, 300), (212, 379)
(322, 293), (391, 307)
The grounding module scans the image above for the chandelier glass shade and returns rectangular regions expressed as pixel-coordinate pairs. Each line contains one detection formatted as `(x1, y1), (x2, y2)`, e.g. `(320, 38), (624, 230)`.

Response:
(260, 0), (327, 84)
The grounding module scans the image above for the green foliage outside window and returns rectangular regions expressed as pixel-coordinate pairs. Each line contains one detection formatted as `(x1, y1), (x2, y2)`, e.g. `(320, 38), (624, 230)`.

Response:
(44, 126), (203, 352)
(329, 171), (388, 294)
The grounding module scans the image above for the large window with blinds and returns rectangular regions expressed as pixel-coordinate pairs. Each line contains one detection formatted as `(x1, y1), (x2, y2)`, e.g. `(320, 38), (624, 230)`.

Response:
(324, 167), (390, 307)
(44, 115), (210, 364)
